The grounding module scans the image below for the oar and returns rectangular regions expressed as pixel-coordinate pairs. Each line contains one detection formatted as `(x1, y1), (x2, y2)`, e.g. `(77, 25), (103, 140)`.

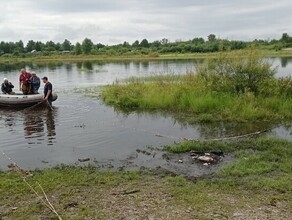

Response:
(22, 101), (45, 112)
(46, 100), (54, 111)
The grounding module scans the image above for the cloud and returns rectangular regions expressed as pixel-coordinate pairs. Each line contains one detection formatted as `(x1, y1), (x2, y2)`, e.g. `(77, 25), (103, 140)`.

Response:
(0, 0), (291, 44)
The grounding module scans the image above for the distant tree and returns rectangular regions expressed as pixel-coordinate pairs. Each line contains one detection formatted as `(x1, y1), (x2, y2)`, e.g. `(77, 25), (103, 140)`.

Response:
(45, 41), (56, 51)
(82, 38), (93, 54)
(123, 41), (130, 47)
(230, 41), (247, 50)
(192, 37), (205, 44)
(281, 33), (289, 42)
(26, 40), (36, 52)
(208, 34), (216, 42)
(62, 39), (72, 51)
(132, 40), (139, 47)
(75, 42), (82, 55)
(15, 40), (24, 53)
(151, 40), (161, 48)
(0, 34), (288, 56)
(96, 43), (105, 49)
(161, 38), (169, 45)
(140, 39), (149, 48)
(55, 43), (62, 51)
(35, 41), (42, 51)
(0, 41), (12, 54)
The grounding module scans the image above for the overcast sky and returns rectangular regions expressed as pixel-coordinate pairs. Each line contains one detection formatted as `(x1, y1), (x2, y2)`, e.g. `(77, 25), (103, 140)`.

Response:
(1, 0), (291, 44)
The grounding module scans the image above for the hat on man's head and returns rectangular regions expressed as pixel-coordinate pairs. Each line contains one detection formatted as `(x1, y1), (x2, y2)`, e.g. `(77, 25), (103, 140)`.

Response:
(3, 78), (8, 81)
(42, 76), (48, 80)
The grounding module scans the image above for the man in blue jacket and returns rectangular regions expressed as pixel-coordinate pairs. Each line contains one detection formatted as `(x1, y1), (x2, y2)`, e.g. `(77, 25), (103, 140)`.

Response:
(30, 72), (41, 94)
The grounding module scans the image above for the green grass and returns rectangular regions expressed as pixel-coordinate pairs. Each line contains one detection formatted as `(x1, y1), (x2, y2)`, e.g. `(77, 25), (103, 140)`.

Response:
(99, 74), (292, 122)
(1, 137), (292, 219)
(0, 167), (142, 219)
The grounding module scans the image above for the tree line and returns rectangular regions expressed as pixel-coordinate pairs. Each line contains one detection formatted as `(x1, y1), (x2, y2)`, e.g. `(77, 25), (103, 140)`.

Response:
(1, 33), (292, 57)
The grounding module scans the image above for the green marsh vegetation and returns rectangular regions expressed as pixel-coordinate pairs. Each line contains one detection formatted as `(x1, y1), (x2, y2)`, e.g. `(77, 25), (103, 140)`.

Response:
(101, 48), (292, 122)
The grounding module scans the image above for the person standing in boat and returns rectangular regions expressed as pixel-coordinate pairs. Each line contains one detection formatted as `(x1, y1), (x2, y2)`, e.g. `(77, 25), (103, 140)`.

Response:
(1, 78), (15, 94)
(42, 76), (53, 106)
(19, 69), (32, 95)
(30, 72), (41, 94)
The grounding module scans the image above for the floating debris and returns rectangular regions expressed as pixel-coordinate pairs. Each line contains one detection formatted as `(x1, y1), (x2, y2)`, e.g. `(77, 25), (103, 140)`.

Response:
(78, 158), (90, 162)
(190, 151), (224, 165)
(74, 124), (86, 128)
(198, 156), (214, 163)
(155, 133), (163, 137)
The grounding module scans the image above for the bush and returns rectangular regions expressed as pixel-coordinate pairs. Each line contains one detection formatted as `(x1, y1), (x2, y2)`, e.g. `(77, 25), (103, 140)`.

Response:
(278, 77), (292, 98)
(197, 48), (277, 95)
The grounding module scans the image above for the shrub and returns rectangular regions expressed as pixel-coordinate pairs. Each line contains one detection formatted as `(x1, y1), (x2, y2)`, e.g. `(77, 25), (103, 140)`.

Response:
(197, 48), (277, 95)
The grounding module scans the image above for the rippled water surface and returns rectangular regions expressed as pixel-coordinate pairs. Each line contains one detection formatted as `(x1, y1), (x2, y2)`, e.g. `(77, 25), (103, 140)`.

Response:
(0, 58), (292, 169)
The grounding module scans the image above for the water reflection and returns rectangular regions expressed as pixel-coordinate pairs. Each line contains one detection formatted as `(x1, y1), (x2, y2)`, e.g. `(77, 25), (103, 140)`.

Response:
(196, 122), (278, 138)
(3, 114), (16, 132)
(22, 108), (57, 146)
(46, 62), (64, 71)
(0, 61), (65, 72)
(280, 57), (292, 68)
(45, 110), (56, 144)
(0, 62), (31, 72)
(123, 61), (130, 70)
(141, 61), (149, 69)
(23, 112), (44, 137)
(83, 61), (93, 71)
(114, 109), (283, 139)
(0, 57), (290, 73)
(65, 63), (73, 71)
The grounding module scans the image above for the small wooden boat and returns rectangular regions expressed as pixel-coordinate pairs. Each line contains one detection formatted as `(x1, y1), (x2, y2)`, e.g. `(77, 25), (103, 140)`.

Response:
(0, 93), (58, 108)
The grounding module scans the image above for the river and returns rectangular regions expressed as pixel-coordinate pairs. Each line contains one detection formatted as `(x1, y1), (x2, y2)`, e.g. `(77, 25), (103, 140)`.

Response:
(0, 58), (292, 170)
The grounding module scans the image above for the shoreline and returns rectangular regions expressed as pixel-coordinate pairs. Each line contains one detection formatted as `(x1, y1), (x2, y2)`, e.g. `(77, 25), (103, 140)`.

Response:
(0, 50), (292, 63)
(1, 137), (291, 219)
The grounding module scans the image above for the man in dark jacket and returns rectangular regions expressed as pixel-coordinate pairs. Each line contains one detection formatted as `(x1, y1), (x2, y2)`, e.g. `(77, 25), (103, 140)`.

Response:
(1, 78), (14, 94)
(42, 76), (53, 106)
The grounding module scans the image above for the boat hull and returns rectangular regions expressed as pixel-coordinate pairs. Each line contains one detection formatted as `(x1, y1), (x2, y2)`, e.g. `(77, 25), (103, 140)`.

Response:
(0, 94), (58, 108)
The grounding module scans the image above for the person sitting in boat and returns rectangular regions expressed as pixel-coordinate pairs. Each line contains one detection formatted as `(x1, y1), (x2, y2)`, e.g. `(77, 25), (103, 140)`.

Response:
(19, 69), (31, 95)
(1, 78), (15, 95)
(30, 72), (41, 94)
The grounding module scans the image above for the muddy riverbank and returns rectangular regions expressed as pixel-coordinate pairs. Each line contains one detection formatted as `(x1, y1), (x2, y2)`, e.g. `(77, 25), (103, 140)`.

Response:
(1, 137), (291, 219)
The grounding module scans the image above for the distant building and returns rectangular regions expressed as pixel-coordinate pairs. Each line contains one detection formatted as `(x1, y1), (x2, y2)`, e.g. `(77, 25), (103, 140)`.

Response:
(61, 50), (71, 54)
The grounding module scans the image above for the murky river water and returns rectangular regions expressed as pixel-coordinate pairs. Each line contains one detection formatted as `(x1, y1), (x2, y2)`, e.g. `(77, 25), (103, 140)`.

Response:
(0, 58), (292, 170)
